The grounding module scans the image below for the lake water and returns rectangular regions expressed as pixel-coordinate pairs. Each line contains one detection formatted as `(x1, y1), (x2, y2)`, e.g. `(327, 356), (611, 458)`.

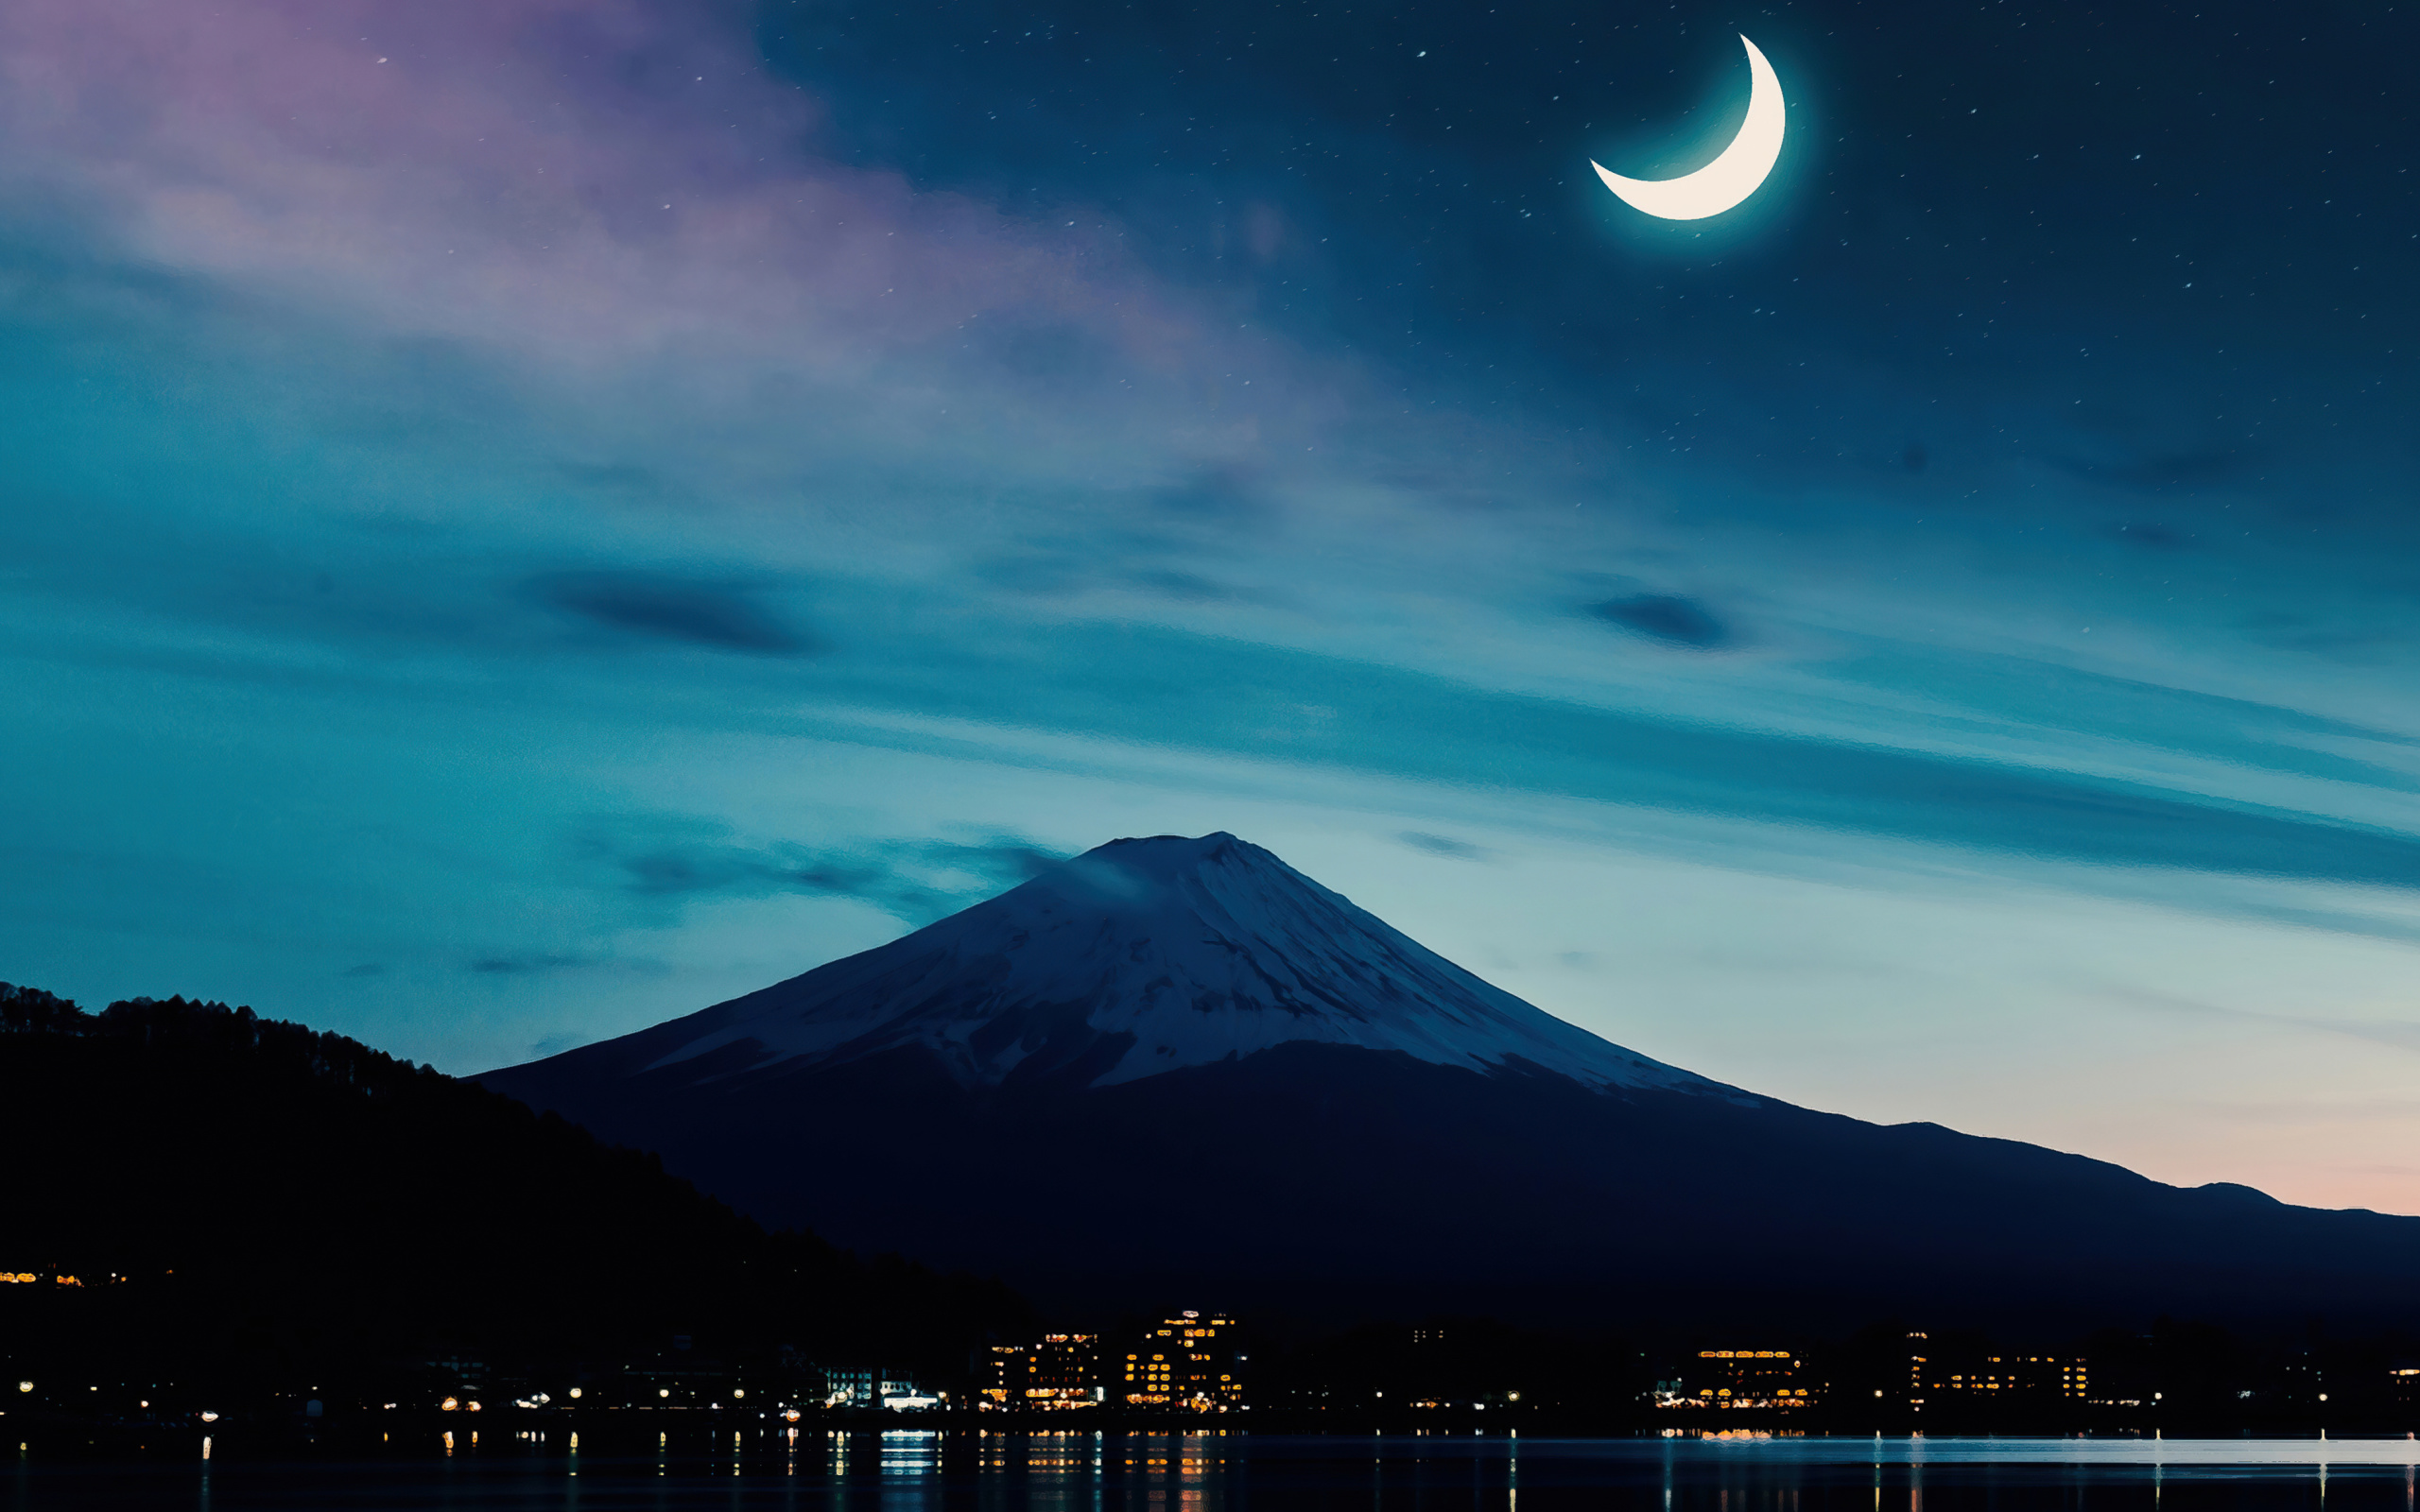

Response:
(13, 1431), (2420, 1512)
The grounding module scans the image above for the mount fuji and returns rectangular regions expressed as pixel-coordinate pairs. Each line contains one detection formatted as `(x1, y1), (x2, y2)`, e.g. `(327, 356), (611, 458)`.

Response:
(481, 833), (2420, 1331)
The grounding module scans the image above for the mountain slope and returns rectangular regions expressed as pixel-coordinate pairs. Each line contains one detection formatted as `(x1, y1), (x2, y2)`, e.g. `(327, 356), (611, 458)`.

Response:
(480, 834), (2420, 1332)
(544, 833), (1718, 1095)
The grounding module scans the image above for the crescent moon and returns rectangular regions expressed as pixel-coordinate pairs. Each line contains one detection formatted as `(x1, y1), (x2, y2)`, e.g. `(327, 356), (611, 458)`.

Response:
(1591, 35), (1785, 221)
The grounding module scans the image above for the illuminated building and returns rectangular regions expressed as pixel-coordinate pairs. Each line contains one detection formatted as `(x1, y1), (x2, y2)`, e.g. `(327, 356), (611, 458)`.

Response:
(1909, 1348), (2087, 1406)
(824, 1367), (875, 1406)
(1655, 1349), (1818, 1409)
(988, 1334), (1102, 1409)
(2393, 1368), (2419, 1411)
(1122, 1311), (1244, 1410)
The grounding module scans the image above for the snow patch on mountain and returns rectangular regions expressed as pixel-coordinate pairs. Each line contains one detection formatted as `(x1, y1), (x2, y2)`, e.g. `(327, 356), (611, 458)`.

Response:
(634, 833), (1730, 1096)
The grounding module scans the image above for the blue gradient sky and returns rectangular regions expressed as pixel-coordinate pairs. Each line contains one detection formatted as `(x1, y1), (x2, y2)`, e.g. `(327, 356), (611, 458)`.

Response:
(3, 0), (2416, 1208)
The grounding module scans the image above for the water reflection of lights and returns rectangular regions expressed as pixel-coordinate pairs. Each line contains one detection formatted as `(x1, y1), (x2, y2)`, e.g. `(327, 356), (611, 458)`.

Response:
(965, 1427), (1115, 1512)
(1117, 1431), (1223, 1512)
(882, 1428), (942, 1474)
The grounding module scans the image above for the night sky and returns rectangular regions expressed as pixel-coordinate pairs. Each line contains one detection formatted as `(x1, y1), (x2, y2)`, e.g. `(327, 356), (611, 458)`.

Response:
(2, 1), (2415, 1208)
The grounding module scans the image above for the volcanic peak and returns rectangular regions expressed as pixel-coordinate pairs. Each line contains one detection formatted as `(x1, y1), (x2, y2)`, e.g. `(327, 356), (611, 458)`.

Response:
(618, 832), (1726, 1097)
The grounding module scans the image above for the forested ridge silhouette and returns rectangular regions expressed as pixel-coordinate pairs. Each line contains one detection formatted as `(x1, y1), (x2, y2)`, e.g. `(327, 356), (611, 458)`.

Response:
(2, 984), (1027, 1403)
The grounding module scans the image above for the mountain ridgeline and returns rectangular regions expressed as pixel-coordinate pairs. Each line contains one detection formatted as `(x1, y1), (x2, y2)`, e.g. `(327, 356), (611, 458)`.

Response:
(1, 986), (1027, 1399)
(482, 833), (2420, 1333)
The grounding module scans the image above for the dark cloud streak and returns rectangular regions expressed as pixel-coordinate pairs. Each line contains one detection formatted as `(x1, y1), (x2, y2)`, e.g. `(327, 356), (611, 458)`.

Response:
(1400, 832), (1494, 861)
(527, 571), (814, 655)
(1590, 594), (1729, 649)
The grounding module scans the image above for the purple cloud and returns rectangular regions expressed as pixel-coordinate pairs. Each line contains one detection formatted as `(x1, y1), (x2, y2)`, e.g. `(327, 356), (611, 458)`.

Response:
(0, 0), (1352, 472)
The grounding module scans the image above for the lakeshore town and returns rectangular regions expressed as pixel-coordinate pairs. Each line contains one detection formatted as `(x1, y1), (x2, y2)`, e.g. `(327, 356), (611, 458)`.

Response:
(16, 1305), (2417, 1435)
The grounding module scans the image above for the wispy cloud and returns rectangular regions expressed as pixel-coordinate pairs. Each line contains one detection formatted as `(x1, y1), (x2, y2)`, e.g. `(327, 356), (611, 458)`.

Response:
(2104, 986), (2420, 1057)
(571, 817), (1066, 925)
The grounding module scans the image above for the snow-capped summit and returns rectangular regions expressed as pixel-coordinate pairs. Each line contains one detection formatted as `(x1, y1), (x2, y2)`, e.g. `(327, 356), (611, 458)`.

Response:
(614, 832), (1724, 1095)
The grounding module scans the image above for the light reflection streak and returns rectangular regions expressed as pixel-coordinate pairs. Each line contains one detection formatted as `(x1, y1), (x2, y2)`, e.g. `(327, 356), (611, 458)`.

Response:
(883, 1427), (942, 1512)
(145, 1424), (2420, 1512)
(60, 1429), (2420, 1512)
(1687, 1439), (2420, 1466)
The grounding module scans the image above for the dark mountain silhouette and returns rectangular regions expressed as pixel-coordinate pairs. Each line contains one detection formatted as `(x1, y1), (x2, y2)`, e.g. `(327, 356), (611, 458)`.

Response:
(1, 986), (1026, 1400)
(480, 833), (2420, 1332)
